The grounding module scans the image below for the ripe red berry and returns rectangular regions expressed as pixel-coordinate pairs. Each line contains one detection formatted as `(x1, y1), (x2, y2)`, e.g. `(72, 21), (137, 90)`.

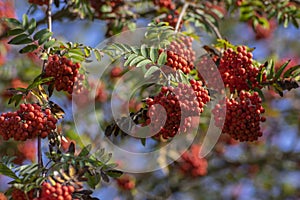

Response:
(116, 175), (135, 190)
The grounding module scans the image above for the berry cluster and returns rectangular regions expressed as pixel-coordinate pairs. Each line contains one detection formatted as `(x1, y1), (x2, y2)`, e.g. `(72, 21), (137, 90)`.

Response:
(219, 46), (265, 93)
(0, 103), (57, 141)
(11, 188), (34, 200)
(178, 145), (208, 177)
(153, 0), (175, 9)
(89, 0), (123, 19)
(212, 91), (266, 142)
(145, 81), (209, 140)
(38, 182), (75, 200)
(116, 175), (135, 190)
(44, 55), (85, 94)
(161, 36), (195, 74)
(28, 0), (49, 6)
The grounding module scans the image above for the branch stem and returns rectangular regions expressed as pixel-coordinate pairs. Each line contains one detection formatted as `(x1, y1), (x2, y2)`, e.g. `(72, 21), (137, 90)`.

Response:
(195, 9), (223, 39)
(38, 0), (53, 170)
(175, 2), (189, 33)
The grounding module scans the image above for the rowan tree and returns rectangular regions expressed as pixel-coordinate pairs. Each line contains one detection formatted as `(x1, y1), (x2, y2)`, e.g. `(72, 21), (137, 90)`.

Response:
(0, 0), (300, 199)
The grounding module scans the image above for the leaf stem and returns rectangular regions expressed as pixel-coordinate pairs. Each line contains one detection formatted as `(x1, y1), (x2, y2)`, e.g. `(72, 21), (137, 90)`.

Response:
(175, 2), (189, 33)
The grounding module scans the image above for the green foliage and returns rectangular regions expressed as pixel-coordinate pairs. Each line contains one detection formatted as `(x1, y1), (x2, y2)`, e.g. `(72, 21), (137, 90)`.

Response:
(6, 14), (54, 53)
(239, 0), (300, 28)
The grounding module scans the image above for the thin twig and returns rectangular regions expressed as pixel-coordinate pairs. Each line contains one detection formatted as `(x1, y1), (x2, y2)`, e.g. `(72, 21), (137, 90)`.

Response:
(46, 0), (53, 53)
(38, 0), (53, 170)
(195, 9), (223, 39)
(175, 2), (189, 33)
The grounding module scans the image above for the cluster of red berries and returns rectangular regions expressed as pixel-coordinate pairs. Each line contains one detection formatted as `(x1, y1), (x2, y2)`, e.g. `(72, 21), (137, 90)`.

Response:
(89, 0), (123, 19)
(11, 188), (34, 200)
(0, 103), (57, 141)
(212, 91), (266, 142)
(145, 80), (209, 140)
(153, 0), (175, 9)
(178, 145), (208, 177)
(38, 182), (75, 200)
(116, 175), (135, 190)
(44, 55), (85, 94)
(219, 46), (265, 93)
(160, 36), (195, 74)
(28, 0), (49, 6)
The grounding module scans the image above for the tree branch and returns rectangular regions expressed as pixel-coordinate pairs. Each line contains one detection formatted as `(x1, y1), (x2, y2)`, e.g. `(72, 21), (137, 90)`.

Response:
(194, 9), (223, 40)
(175, 2), (189, 33)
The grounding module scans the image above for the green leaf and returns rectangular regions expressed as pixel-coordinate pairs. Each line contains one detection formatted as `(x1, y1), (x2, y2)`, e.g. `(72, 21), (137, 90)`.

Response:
(124, 54), (136, 66)
(8, 94), (23, 107)
(19, 44), (38, 54)
(38, 32), (53, 45)
(106, 170), (123, 178)
(101, 171), (109, 183)
(0, 163), (19, 179)
(129, 55), (145, 66)
(291, 17), (299, 28)
(157, 52), (167, 65)
(18, 164), (39, 175)
(86, 172), (101, 189)
(78, 144), (92, 157)
(266, 59), (275, 79)
(150, 46), (158, 63)
(127, 22), (136, 31)
(141, 138), (146, 146)
(69, 55), (85, 63)
(33, 29), (49, 40)
(22, 14), (29, 29)
(7, 28), (24, 36)
(44, 39), (56, 49)
(84, 47), (91, 57)
(136, 59), (152, 68)
(8, 34), (32, 45)
(140, 44), (148, 57)
(94, 49), (102, 61)
(27, 18), (36, 35)
(4, 18), (22, 26)
(144, 66), (159, 78)
(274, 60), (290, 80)
(100, 153), (112, 164)
(284, 65), (300, 78)
(283, 16), (289, 28)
